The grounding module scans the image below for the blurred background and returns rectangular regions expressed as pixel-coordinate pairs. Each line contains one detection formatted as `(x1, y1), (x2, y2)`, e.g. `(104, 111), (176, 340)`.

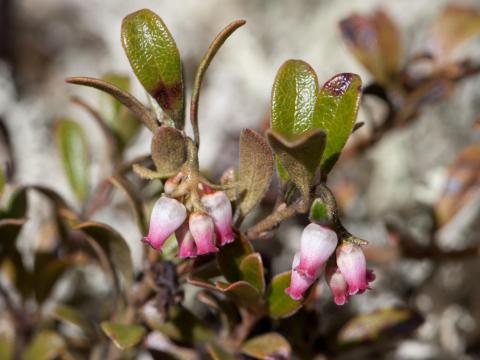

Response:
(1, 0), (480, 359)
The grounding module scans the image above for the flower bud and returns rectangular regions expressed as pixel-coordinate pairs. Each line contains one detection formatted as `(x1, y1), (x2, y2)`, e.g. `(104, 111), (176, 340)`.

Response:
(326, 265), (349, 305)
(164, 172), (184, 194)
(295, 223), (338, 279)
(144, 197), (187, 250)
(201, 191), (234, 246)
(176, 222), (196, 258)
(189, 213), (218, 255)
(285, 253), (315, 301)
(336, 243), (370, 295)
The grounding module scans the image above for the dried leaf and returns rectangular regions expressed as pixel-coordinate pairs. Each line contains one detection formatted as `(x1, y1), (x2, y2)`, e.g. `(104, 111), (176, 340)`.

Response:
(151, 126), (187, 178)
(237, 129), (273, 219)
(121, 9), (184, 128)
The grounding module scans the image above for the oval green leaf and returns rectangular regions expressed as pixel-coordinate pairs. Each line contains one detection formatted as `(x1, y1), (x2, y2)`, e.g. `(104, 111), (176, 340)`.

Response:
(312, 73), (362, 174)
(271, 60), (319, 140)
(241, 333), (291, 360)
(55, 119), (90, 201)
(239, 253), (265, 293)
(267, 271), (305, 319)
(122, 9), (184, 128)
(217, 234), (253, 283)
(22, 331), (66, 360)
(101, 322), (146, 350)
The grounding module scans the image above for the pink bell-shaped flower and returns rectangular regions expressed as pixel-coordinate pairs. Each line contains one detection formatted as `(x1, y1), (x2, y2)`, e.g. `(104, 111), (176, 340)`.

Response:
(144, 197), (187, 250)
(176, 222), (197, 258)
(295, 223), (338, 279)
(326, 265), (349, 305)
(201, 191), (234, 246)
(189, 213), (218, 255)
(336, 243), (369, 295)
(285, 253), (316, 301)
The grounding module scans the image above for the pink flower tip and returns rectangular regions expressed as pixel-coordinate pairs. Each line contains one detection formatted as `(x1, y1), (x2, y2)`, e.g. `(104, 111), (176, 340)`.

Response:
(189, 212), (218, 256)
(144, 197), (187, 250)
(176, 223), (197, 258)
(336, 243), (373, 295)
(326, 265), (349, 306)
(295, 223), (338, 279)
(201, 191), (234, 246)
(285, 253), (316, 301)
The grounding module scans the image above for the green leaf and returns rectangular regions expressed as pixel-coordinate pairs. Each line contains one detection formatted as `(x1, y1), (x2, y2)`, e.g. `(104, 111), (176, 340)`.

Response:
(101, 322), (145, 350)
(75, 222), (133, 291)
(241, 333), (291, 360)
(267, 129), (326, 198)
(151, 306), (213, 344)
(151, 126), (187, 178)
(215, 281), (262, 310)
(217, 234), (253, 283)
(206, 342), (237, 360)
(267, 271), (305, 319)
(108, 175), (147, 234)
(338, 308), (423, 347)
(22, 331), (66, 360)
(55, 119), (90, 201)
(0, 219), (26, 261)
(33, 252), (71, 304)
(309, 198), (329, 225)
(0, 335), (14, 360)
(237, 129), (274, 220)
(101, 73), (142, 147)
(239, 253), (265, 293)
(4, 187), (28, 219)
(122, 9), (184, 128)
(52, 305), (94, 337)
(271, 60), (319, 140)
(312, 73), (362, 174)
(0, 166), (5, 199)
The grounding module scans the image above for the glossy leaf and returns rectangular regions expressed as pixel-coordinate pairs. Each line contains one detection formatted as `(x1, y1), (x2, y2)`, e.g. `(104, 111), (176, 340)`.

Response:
(100, 73), (142, 147)
(75, 222), (133, 289)
(338, 308), (423, 346)
(271, 60), (319, 140)
(435, 144), (480, 226)
(237, 129), (274, 219)
(309, 198), (329, 225)
(430, 5), (480, 58)
(215, 281), (262, 310)
(241, 333), (291, 360)
(101, 322), (146, 350)
(313, 73), (362, 174)
(122, 9), (184, 128)
(108, 175), (147, 233)
(267, 129), (326, 198)
(239, 253), (265, 293)
(267, 271), (305, 319)
(151, 126), (187, 177)
(55, 119), (90, 201)
(22, 331), (66, 360)
(217, 233), (253, 283)
(339, 10), (402, 84)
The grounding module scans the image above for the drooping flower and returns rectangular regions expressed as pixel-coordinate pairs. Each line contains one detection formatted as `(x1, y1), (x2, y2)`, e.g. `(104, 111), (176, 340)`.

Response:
(326, 264), (349, 305)
(144, 197), (187, 250)
(285, 253), (316, 301)
(189, 212), (218, 255)
(336, 243), (370, 295)
(201, 191), (234, 246)
(295, 223), (338, 279)
(176, 222), (197, 258)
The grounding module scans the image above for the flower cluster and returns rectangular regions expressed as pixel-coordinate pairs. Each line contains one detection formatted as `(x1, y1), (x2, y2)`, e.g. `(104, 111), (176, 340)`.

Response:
(143, 175), (234, 258)
(285, 223), (374, 305)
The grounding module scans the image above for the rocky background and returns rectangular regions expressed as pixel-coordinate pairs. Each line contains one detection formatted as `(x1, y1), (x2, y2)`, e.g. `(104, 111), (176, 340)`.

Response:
(1, 0), (480, 359)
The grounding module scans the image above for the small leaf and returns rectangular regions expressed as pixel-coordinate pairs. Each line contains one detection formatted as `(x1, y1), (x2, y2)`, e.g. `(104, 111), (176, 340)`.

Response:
(309, 198), (330, 225)
(151, 126), (187, 177)
(75, 222), (133, 290)
(430, 5), (480, 58)
(108, 175), (147, 234)
(435, 144), (480, 226)
(55, 119), (90, 201)
(206, 342), (237, 360)
(22, 331), (66, 360)
(339, 10), (402, 84)
(271, 60), (319, 140)
(313, 73), (362, 174)
(267, 129), (326, 198)
(215, 281), (262, 310)
(52, 305), (94, 337)
(121, 9), (184, 128)
(101, 322), (146, 350)
(101, 73), (142, 146)
(241, 333), (291, 360)
(4, 187), (28, 219)
(217, 234), (253, 283)
(239, 253), (265, 293)
(33, 252), (71, 304)
(66, 77), (158, 132)
(0, 219), (26, 262)
(267, 271), (306, 319)
(237, 129), (274, 219)
(338, 308), (423, 346)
